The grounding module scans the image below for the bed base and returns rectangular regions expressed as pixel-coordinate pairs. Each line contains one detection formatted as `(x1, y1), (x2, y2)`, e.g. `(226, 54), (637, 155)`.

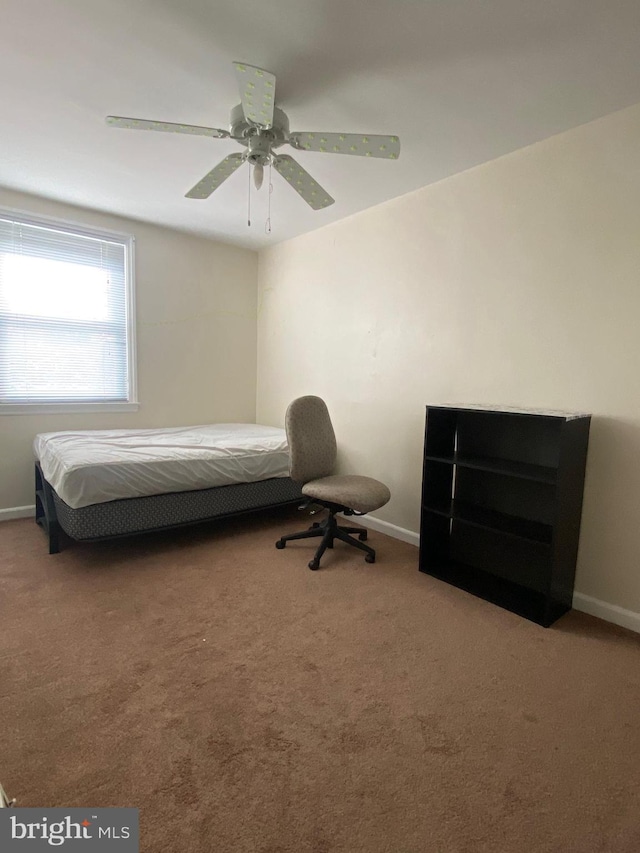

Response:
(35, 462), (302, 554)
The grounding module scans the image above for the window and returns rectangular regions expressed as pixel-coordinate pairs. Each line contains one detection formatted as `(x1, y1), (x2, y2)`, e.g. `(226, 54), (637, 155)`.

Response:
(0, 211), (137, 412)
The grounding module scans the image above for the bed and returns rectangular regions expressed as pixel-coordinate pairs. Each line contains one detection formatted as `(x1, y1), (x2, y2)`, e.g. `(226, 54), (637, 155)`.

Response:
(34, 423), (303, 553)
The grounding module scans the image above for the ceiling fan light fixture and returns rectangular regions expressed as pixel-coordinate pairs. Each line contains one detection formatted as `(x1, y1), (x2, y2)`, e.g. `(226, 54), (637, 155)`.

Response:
(253, 161), (264, 190)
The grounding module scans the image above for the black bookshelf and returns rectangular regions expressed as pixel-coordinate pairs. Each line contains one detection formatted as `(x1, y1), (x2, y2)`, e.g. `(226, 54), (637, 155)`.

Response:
(419, 405), (591, 627)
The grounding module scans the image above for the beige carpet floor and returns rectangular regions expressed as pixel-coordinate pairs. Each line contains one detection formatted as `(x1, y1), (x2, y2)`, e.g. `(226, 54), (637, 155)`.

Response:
(1, 507), (640, 853)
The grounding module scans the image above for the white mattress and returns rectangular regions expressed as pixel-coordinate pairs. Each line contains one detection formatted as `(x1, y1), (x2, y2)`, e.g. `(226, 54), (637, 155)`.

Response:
(34, 424), (291, 509)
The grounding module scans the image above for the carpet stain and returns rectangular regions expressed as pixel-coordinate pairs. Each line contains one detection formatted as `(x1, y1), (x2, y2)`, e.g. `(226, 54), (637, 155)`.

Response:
(154, 755), (194, 806)
(417, 712), (462, 757)
(263, 727), (300, 754)
(502, 780), (525, 814)
(206, 735), (251, 767)
(99, 677), (139, 715)
(328, 722), (369, 755)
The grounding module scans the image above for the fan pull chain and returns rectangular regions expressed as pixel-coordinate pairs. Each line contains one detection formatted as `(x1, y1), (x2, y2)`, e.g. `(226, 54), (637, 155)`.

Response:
(247, 163), (251, 227)
(265, 161), (273, 234)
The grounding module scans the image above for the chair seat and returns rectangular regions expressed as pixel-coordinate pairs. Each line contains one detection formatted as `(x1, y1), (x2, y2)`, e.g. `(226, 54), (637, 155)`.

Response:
(302, 474), (391, 514)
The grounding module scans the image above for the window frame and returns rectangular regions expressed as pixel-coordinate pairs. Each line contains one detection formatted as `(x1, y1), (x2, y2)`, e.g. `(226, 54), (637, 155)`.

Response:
(0, 206), (138, 415)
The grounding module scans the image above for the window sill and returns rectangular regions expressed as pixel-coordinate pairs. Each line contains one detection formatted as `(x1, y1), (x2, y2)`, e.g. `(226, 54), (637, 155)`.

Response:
(0, 402), (140, 415)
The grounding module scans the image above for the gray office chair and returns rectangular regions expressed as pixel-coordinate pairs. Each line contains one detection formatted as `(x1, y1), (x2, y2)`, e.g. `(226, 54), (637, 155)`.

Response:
(275, 396), (391, 570)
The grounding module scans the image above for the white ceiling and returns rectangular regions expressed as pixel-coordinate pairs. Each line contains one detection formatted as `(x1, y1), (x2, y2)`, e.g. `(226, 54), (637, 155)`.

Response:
(2, 0), (640, 249)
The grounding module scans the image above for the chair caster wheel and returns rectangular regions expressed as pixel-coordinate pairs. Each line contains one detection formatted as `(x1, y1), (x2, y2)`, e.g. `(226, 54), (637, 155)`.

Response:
(308, 559), (320, 570)
(359, 531), (368, 541)
(365, 554), (375, 564)
(275, 540), (286, 549)
(310, 522), (320, 529)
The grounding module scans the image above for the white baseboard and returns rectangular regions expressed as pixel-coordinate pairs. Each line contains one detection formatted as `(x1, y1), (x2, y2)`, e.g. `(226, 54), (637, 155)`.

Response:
(0, 505), (35, 521)
(572, 592), (640, 634)
(348, 513), (420, 548)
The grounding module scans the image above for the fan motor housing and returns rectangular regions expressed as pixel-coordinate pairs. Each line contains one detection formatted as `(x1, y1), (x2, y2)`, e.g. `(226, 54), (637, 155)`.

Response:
(229, 104), (289, 154)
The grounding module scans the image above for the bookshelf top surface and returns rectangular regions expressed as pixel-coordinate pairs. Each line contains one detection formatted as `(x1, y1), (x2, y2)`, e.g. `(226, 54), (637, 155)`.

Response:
(428, 404), (590, 421)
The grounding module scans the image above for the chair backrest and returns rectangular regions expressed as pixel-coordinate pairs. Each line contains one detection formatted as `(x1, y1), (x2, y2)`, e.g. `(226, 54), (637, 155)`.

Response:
(285, 396), (337, 484)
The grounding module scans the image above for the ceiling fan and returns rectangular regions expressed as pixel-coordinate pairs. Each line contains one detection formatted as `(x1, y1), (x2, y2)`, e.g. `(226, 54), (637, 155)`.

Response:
(106, 61), (401, 211)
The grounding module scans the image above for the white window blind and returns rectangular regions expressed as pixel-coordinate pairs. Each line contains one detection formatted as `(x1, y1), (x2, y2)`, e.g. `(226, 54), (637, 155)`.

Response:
(0, 214), (134, 406)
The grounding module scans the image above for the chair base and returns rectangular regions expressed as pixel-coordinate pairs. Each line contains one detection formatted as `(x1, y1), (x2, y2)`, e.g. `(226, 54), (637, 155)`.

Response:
(275, 507), (375, 570)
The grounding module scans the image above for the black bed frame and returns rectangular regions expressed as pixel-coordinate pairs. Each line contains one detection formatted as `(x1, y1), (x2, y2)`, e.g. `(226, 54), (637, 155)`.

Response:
(35, 462), (303, 554)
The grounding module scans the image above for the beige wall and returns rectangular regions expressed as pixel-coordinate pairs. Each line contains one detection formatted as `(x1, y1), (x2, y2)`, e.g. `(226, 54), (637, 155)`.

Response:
(257, 103), (640, 615)
(0, 188), (258, 509)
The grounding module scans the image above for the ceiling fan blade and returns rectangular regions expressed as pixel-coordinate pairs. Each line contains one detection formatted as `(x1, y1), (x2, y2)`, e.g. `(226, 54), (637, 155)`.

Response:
(106, 116), (229, 139)
(289, 131), (400, 160)
(185, 153), (245, 199)
(274, 155), (334, 210)
(233, 62), (276, 128)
